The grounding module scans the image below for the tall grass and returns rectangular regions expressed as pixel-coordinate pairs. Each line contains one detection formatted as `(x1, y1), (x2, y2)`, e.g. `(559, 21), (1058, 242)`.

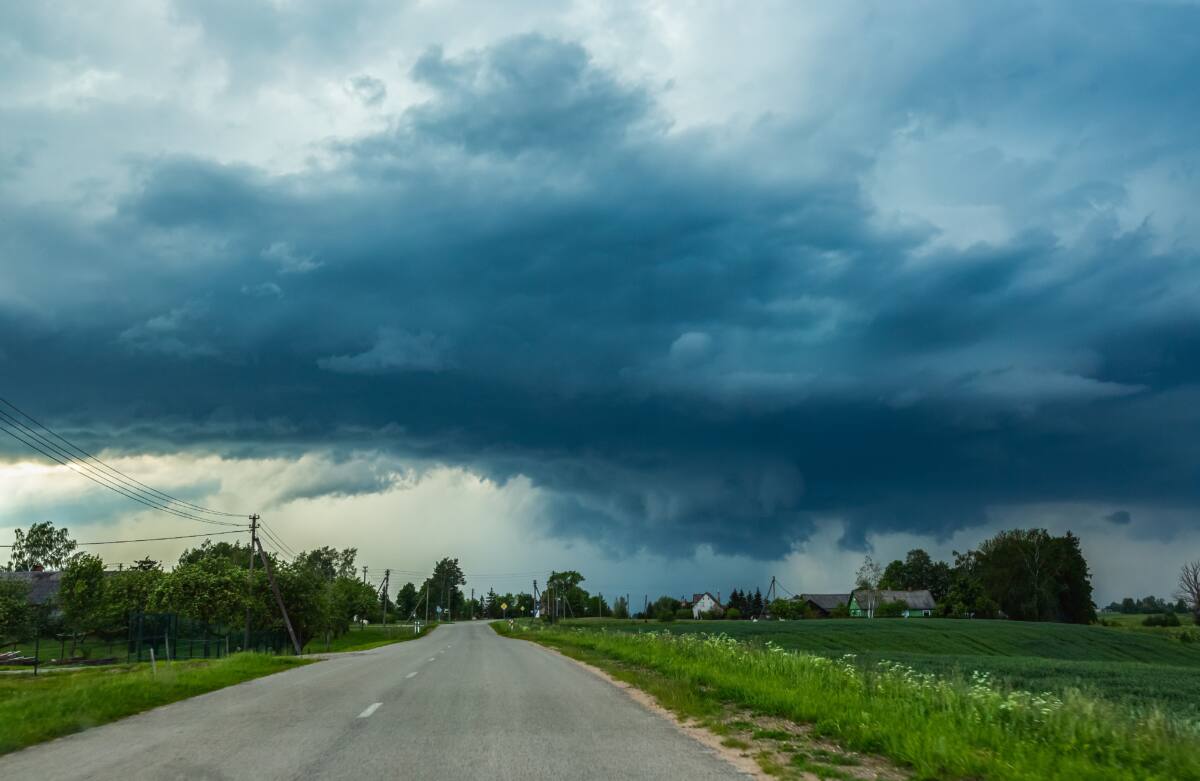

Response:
(512, 625), (1200, 781)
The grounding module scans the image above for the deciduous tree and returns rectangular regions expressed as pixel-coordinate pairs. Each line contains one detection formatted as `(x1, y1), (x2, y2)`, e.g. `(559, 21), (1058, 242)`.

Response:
(1178, 560), (1200, 625)
(59, 553), (107, 637)
(0, 578), (31, 639)
(7, 522), (76, 571)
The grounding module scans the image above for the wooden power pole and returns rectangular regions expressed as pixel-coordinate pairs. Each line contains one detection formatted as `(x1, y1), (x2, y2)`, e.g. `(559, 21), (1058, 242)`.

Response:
(379, 569), (390, 626)
(254, 535), (302, 655)
(244, 514), (258, 650)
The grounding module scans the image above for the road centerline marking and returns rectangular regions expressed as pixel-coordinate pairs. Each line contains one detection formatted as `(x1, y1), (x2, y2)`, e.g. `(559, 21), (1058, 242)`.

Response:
(357, 703), (382, 719)
(406, 671), (418, 679)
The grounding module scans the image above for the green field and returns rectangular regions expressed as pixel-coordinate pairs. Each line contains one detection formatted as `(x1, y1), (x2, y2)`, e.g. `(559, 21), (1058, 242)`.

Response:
(302, 622), (436, 653)
(0, 653), (312, 755)
(563, 618), (1200, 720)
(504, 620), (1200, 780)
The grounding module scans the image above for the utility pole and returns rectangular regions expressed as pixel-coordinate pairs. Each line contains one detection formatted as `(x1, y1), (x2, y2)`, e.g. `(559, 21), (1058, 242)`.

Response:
(759, 576), (777, 619)
(470, 588), (474, 620)
(253, 533), (301, 655)
(362, 565), (369, 584)
(379, 569), (390, 626)
(245, 513), (259, 650)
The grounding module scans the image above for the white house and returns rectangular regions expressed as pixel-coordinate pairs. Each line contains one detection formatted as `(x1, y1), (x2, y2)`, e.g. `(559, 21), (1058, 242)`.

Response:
(687, 592), (724, 619)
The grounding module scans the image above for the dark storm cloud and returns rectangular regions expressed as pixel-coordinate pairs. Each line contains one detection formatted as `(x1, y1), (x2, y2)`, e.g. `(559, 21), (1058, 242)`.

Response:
(4, 11), (1200, 558)
(1105, 511), (1132, 526)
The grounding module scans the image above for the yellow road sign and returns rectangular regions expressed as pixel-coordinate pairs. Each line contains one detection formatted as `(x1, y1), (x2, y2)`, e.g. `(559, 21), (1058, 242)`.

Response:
(501, 602), (508, 610)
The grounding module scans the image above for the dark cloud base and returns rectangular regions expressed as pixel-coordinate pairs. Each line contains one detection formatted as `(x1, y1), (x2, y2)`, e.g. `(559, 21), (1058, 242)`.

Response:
(4, 24), (1200, 559)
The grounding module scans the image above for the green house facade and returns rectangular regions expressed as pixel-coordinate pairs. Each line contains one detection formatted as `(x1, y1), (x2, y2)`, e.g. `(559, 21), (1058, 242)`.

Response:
(849, 589), (936, 617)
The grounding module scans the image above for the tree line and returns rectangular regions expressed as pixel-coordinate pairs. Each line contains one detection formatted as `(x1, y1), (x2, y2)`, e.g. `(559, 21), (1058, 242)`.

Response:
(631, 529), (1101, 623)
(1, 522), (462, 650)
(1103, 595), (1190, 615)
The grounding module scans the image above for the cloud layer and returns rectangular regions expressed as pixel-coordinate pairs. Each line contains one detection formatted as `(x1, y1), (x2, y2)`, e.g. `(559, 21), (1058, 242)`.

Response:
(2, 2), (1199, 569)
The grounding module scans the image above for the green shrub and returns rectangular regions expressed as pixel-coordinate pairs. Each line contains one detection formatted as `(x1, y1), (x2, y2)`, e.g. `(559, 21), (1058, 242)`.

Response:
(1143, 613), (1181, 627)
(674, 608), (693, 620)
(876, 600), (907, 618)
(724, 607), (742, 620)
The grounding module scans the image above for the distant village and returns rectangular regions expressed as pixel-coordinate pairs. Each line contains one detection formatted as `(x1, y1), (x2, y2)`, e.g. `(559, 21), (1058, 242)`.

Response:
(660, 587), (935, 621)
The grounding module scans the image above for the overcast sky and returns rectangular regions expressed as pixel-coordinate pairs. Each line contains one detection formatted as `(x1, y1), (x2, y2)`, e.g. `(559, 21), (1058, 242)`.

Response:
(2, 1), (1199, 605)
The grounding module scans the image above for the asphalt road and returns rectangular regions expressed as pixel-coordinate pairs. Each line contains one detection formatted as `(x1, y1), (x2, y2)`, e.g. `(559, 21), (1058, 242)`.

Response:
(0, 621), (747, 780)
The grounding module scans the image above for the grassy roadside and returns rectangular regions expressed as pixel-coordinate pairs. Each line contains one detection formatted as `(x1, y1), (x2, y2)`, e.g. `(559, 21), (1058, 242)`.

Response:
(302, 622), (438, 654)
(495, 622), (1200, 781)
(562, 618), (1200, 720)
(0, 653), (313, 755)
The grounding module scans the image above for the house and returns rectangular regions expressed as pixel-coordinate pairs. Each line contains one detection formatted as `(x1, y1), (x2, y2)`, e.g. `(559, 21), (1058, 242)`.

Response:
(849, 589), (936, 618)
(688, 592), (724, 619)
(0, 569), (62, 606)
(800, 593), (851, 617)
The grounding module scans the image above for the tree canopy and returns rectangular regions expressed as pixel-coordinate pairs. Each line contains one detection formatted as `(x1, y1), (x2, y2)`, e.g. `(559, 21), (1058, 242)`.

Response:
(6, 522), (76, 571)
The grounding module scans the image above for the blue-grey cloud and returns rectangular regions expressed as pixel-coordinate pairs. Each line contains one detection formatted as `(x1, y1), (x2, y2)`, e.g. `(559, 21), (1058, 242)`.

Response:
(1105, 510), (1133, 526)
(3, 9), (1200, 561)
(344, 74), (386, 107)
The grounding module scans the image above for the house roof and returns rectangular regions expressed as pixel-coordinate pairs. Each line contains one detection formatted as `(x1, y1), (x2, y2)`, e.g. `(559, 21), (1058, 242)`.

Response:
(691, 592), (724, 609)
(802, 593), (851, 611)
(852, 589), (936, 611)
(0, 570), (62, 605)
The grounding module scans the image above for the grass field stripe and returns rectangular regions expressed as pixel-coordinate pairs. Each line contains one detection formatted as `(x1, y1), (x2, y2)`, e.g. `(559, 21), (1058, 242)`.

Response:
(357, 703), (382, 719)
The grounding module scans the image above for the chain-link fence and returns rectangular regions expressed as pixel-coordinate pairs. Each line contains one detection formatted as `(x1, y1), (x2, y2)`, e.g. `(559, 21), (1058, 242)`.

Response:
(128, 613), (293, 660)
(128, 612), (230, 662)
(2, 612), (294, 674)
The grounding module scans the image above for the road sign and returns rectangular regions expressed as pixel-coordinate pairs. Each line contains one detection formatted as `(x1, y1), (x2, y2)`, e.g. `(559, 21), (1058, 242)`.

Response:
(500, 602), (508, 610)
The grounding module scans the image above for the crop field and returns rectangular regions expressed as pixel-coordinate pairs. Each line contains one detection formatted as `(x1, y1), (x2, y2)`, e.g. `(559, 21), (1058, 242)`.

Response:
(504, 621), (1200, 780)
(563, 618), (1200, 720)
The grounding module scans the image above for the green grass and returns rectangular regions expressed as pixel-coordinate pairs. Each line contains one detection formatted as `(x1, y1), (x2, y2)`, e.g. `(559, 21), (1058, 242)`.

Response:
(302, 622), (437, 654)
(499, 622), (1200, 781)
(0, 653), (312, 755)
(567, 618), (1200, 720)
(1, 635), (130, 666)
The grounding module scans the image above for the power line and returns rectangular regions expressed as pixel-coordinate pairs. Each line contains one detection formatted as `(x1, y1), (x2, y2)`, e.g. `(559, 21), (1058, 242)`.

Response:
(0, 529), (244, 548)
(0, 395), (245, 517)
(259, 522), (298, 558)
(257, 535), (294, 563)
(0, 419), (246, 528)
(258, 526), (296, 561)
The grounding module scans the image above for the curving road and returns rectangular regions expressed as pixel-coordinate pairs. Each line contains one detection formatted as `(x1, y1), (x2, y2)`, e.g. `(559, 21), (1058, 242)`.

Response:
(0, 621), (746, 779)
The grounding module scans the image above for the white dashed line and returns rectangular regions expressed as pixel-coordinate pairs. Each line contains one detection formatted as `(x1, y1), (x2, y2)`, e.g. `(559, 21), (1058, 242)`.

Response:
(357, 703), (382, 719)
(428, 657), (436, 662)
(406, 671), (418, 679)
